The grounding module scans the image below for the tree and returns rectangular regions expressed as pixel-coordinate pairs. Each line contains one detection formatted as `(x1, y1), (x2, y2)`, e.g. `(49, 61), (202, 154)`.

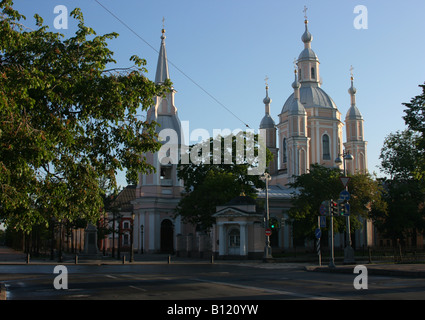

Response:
(175, 131), (272, 230)
(375, 84), (425, 246)
(375, 179), (425, 246)
(288, 164), (386, 243)
(379, 130), (423, 180)
(378, 130), (425, 245)
(402, 83), (425, 178)
(0, 1), (169, 232)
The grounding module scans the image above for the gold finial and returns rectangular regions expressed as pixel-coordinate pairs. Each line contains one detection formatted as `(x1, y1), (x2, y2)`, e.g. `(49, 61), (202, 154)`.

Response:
(293, 58), (298, 73)
(264, 75), (269, 89)
(303, 5), (308, 22)
(162, 17), (165, 33)
(350, 65), (354, 80)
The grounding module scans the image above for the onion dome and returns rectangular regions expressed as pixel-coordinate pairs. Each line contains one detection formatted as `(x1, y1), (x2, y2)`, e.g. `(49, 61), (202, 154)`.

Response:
(346, 77), (363, 120)
(260, 85), (276, 129)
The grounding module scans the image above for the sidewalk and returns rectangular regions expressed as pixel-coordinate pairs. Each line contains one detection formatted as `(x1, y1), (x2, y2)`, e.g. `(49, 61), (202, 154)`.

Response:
(1, 246), (425, 278)
(306, 263), (425, 278)
(0, 246), (213, 265)
(0, 246), (26, 262)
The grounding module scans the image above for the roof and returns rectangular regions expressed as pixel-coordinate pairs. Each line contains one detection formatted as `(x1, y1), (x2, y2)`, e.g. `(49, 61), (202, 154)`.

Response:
(213, 207), (263, 218)
(111, 185), (136, 211)
(298, 48), (319, 62)
(260, 114), (276, 129)
(225, 195), (257, 206)
(346, 105), (363, 120)
(282, 85), (337, 113)
(256, 184), (298, 200)
(289, 98), (307, 116)
(155, 31), (169, 84)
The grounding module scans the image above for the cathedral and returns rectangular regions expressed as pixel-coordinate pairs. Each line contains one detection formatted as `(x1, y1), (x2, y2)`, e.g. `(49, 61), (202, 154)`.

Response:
(106, 15), (371, 258)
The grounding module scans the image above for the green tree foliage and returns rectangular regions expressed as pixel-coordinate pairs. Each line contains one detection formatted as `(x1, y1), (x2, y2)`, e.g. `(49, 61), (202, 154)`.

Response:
(403, 84), (425, 152)
(375, 179), (425, 245)
(379, 130), (423, 180)
(402, 83), (425, 179)
(175, 131), (272, 230)
(0, 1), (169, 232)
(288, 164), (386, 242)
(377, 85), (425, 244)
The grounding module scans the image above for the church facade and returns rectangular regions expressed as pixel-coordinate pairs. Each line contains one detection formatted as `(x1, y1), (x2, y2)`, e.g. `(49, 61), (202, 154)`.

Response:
(108, 16), (372, 258)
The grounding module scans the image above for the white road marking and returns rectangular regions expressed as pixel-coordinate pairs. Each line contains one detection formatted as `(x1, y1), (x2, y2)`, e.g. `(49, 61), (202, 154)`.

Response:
(129, 285), (147, 292)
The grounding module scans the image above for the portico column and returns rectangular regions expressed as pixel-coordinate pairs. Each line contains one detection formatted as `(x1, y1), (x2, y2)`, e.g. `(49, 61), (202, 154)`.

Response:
(148, 212), (155, 251)
(218, 222), (226, 256)
(239, 222), (247, 256)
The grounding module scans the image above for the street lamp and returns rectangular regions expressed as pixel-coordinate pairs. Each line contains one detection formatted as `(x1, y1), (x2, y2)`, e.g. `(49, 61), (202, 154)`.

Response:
(130, 212), (135, 262)
(117, 215), (122, 260)
(261, 172), (272, 261)
(335, 150), (355, 264)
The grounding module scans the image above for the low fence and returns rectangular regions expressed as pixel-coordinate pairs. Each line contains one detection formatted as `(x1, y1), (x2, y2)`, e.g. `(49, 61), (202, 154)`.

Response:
(364, 246), (425, 264)
(317, 246), (425, 264)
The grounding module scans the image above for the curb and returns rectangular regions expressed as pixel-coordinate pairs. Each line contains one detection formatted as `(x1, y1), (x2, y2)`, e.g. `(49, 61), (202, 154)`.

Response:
(305, 265), (425, 278)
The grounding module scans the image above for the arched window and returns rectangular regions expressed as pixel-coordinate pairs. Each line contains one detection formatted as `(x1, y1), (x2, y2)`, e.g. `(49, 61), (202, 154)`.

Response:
(311, 67), (315, 79)
(282, 138), (287, 164)
(322, 134), (330, 160)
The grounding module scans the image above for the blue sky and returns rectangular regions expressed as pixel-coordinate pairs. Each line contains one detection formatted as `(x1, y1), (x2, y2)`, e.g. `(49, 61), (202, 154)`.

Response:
(12, 0), (425, 188)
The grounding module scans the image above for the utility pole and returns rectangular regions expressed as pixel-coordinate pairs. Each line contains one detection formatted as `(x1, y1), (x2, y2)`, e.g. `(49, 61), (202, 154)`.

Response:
(329, 200), (336, 268)
(261, 172), (272, 261)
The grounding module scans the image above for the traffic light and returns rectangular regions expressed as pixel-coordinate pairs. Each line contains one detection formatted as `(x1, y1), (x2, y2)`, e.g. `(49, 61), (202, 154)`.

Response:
(338, 200), (346, 216)
(338, 200), (349, 216)
(330, 200), (338, 216)
(269, 217), (279, 230)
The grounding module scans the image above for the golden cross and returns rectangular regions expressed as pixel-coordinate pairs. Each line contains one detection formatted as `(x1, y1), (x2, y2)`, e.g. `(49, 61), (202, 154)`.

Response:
(264, 75), (269, 87)
(162, 17), (165, 29)
(350, 65), (354, 79)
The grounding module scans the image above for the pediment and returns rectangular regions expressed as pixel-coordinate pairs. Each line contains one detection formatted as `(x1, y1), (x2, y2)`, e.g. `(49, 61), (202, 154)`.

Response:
(213, 207), (260, 218)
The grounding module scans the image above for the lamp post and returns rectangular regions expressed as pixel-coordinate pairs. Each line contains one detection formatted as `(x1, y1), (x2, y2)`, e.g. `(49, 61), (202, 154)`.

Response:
(130, 212), (135, 262)
(117, 215), (122, 260)
(261, 172), (272, 261)
(335, 150), (355, 264)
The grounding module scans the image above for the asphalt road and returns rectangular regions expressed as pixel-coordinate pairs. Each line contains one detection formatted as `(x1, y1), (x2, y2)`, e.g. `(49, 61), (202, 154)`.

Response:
(2, 262), (425, 301)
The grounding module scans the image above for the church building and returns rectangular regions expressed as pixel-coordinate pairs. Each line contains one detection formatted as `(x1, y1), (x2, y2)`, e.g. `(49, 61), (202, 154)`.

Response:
(107, 14), (371, 258)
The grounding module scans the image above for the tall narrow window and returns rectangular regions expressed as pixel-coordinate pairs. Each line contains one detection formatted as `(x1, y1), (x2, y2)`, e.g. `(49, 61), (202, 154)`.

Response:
(311, 67), (315, 79)
(282, 138), (287, 164)
(322, 134), (330, 160)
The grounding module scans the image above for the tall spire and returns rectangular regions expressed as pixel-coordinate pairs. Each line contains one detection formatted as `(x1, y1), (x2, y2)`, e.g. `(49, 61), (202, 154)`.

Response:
(155, 20), (169, 84)
(260, 76), (275, 129)
(346, 67), (363, 120)
(289, 69), (306, 116)
(348, 65), (357, 106)
(292, 69), (301, 100)
(263, 76), (271, 113)
(297, 7), (319, 85)
(301, 6), (313, 48)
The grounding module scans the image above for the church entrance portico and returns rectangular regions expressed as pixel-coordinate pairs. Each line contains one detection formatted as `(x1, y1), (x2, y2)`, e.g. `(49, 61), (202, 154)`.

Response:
(213, 195), (264, 259)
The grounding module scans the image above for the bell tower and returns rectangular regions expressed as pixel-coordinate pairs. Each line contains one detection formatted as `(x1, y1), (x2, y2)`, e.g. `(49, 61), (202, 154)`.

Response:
(344, 70), (367, 174)
(259, 77), (278, 175)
